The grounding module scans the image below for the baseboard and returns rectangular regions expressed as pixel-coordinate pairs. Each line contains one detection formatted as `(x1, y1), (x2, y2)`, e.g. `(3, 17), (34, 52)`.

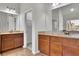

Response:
(32, 50), (40, 55)
(23, 45), (27, 48)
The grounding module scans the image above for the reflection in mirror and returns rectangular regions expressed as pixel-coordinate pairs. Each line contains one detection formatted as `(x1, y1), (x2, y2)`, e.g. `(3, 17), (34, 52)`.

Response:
(66, 20), (79, 31)
(52, 20), (58, 32)
(0, 12), (17, 33)
(62, 3), (79, 31)
(8, 14), (17, 32)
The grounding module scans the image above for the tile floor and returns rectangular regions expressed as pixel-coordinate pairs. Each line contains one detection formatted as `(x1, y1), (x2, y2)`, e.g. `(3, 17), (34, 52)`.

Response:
(1, 48), (46, 56)
(27, 42), (32, 50)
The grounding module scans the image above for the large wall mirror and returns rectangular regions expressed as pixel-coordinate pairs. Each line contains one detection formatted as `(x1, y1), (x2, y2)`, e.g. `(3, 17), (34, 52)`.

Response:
(0, 12), (17, 33)
(61, 3), (79, 31)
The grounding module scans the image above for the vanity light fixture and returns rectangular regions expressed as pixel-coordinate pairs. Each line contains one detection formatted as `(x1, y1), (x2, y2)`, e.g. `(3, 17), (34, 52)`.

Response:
(0, 6), (17, 15)
(70, 8), (75, 12)
(5, 6), (16, 13)
(52, 3), (60, 7)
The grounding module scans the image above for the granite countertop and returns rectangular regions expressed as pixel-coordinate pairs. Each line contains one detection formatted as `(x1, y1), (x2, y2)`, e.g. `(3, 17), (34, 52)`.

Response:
(38, 32), (79, 39)
(0, 31), (23, 35)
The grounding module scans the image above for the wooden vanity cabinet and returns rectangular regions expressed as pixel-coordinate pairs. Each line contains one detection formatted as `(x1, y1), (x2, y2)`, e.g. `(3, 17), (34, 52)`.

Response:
(39, 35), (50, 55)
(50, 36), (63, 56)
(0, 36), (1, 53)
(2, 35), (15, 51)
(39, 34), (79, 56)
(63, 38), (79, 56)
(39, 35), (63, 56)
(2, 33), (23, 52)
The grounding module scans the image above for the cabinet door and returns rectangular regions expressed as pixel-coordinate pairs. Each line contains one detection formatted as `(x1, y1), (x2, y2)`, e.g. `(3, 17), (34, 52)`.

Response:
(50, 36), (63, 56)
(0, 36), (1, 53)
(63, 38), (79, 56)
(14, 34), (23, 48)
(39, 35), (49, 55)
(2, 35), (15, 51)
(63, 46), (79, 56)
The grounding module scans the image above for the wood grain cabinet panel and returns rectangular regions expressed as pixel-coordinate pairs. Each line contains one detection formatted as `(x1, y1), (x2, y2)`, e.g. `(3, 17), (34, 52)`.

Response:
(63, 45), (79, 56)
(50, 43), (62, 56)
(39, 35), (50, 55)
(1, 33), (23, 52)
(50, 36), (63, 56)
(39, 34), (79, 56)
(50, 36), (62, 43)
(63, 38), (76, 47)
(2, 35), (15, 51)
(63, 38), (79, 56)
(14, 34), (23, 48)
(0, 36), (1, 53)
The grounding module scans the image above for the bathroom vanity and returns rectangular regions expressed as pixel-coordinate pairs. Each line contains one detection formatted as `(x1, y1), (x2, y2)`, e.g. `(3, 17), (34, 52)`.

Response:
(0, 6), (24, 53)
(39, 32), (79, 56)
(0, 32), (24, 53)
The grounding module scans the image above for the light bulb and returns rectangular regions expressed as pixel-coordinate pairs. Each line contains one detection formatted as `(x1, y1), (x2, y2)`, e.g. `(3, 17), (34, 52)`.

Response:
(52, 3), (59, 7)
(10, 8), (13, 12)
(13, 8), (16, 13)
(70, 8), (75, 12)
(6, 7), (9, 11)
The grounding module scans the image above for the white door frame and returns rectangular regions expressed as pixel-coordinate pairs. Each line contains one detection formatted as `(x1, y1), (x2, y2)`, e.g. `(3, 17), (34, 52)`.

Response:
(23, 9), (38, 54)
(24, 9), (32, 50)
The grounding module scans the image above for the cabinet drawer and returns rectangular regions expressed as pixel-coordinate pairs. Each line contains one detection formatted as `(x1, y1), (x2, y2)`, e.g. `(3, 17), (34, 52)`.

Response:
(14, 34), (23, 37)
(50, 36), (62, 43)
(2, 34), (23, 38)
(2, 35), (14, 38)
(39, 35), (49, 40)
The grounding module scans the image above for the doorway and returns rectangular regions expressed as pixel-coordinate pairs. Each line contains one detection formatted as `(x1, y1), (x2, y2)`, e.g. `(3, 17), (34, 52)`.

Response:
(25, 10), (32, 50)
